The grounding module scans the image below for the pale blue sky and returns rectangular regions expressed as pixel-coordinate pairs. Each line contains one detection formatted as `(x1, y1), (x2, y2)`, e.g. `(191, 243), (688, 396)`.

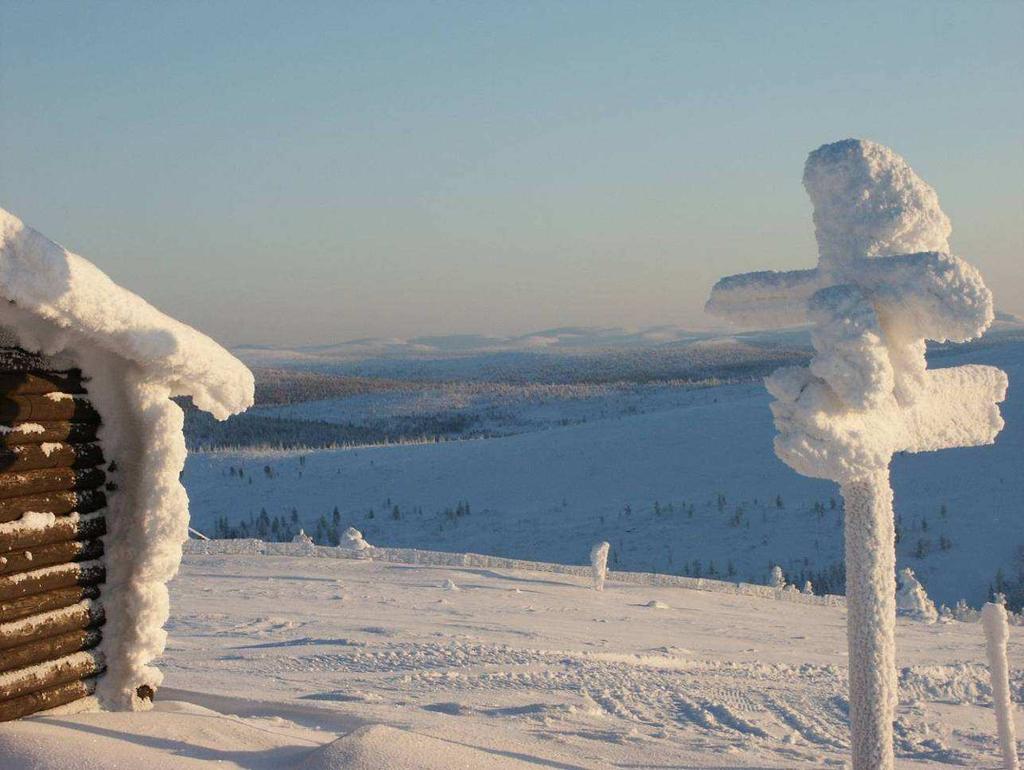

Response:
(1, 1), (1021, 346)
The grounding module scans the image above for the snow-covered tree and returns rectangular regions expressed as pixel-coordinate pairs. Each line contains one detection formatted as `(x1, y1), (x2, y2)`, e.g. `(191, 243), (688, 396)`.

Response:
(707, 139), (1007, 770)
(590, 541), (610, 591)
(801, 580), (814, 595)
(768, 565), (785, 589)
(982, 600), (1020, 770)
(895, 567), (937, 623)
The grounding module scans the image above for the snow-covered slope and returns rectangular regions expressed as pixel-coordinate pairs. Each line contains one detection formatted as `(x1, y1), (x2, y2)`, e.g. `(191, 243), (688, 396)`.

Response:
(183, 338), (1023, 608)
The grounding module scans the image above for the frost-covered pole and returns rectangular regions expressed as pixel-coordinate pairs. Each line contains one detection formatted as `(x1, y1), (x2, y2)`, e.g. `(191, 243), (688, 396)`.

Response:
(706, 139), (1007, 770)
(590, 541), (610, 591)
(982, 601), (1020, 770)
(842, 471), (898, 768)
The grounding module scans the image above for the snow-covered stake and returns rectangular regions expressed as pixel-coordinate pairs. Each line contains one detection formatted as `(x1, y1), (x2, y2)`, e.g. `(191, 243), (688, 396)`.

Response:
(706, 139), (1008, 770)
(0, 209), (253, 719)
(982, 600), (1020, 770)
(590, 541), (610, 591)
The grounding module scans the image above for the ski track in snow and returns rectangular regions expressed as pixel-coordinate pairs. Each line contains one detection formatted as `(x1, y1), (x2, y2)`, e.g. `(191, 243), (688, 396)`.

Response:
(153, 554), (1022, 768)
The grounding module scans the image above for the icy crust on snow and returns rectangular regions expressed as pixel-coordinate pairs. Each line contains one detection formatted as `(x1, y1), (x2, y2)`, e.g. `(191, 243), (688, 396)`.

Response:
(0, 207), (253, 711)
(0, 208), (253, 420)
(803, 138), (951, 271)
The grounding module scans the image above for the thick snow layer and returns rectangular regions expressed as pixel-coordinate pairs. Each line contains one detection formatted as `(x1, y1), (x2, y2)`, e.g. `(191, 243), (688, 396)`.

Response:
(803, 138), (951, 271)
(0, 208), (253, 419)
(0, 207), (253, 710)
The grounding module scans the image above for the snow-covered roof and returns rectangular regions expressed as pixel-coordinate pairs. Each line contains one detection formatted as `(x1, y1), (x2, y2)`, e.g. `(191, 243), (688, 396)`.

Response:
(0, 208), (253, 420)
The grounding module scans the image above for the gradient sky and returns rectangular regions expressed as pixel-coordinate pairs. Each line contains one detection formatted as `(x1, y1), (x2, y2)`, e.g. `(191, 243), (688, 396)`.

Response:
(1, 1), (1021, 346)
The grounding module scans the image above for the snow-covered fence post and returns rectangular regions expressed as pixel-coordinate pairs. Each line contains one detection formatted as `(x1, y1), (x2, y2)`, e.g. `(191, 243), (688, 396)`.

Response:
(590, 541), (610, 591)
(982, 600), (1020, 770)
(706, 139), (1008, 770)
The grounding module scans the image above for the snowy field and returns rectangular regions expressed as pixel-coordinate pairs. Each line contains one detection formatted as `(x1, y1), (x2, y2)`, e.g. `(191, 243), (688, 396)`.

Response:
(4, 552), (1019, 768)
(183, 333), (1024, 608)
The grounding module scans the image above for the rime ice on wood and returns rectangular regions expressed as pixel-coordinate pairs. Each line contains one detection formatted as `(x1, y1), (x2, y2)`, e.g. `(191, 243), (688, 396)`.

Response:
(0, 208), (253, 717)
(590, 541), (610, 591)
(982, 601), (1020, 770)
(706, 139), (1007, 770)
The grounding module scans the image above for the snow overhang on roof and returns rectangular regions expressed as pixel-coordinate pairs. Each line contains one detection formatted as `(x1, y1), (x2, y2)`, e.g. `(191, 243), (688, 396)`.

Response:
(0, 208), (253, 420)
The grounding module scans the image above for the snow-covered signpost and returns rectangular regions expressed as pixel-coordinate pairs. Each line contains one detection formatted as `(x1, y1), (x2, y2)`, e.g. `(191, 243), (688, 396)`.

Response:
(706, 139), (1008, 770)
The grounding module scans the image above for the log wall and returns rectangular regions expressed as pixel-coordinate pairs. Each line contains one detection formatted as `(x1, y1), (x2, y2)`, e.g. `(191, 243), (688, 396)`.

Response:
(0, 357), (108, 720)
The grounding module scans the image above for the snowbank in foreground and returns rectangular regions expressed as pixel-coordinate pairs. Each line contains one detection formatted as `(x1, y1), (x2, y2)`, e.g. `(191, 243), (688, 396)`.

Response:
(0, 706), (545, 770)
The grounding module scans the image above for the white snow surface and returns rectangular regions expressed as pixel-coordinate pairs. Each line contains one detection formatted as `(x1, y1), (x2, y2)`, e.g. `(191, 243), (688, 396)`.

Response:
(5, 552), (1020, 768)
(0, 207), (254, 709)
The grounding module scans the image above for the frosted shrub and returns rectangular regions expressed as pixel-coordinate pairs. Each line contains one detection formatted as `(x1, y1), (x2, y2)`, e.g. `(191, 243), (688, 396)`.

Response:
(291, 528), (314, 545)
(896, 567), (938, 624)
(338, 526), (370, 551)
(590, 541), (610, 591)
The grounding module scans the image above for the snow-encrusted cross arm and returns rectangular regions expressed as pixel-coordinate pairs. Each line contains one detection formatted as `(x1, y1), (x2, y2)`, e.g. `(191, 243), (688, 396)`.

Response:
(705, 268), (825, 329)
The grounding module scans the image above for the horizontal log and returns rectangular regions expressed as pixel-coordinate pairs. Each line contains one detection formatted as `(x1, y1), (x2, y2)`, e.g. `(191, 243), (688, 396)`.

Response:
(0, 466), (106, 502)
(0, 627), (102, 674)
(0, 600), (104, 651)
(0, 584), (100, 624)
(0, 421), (99, 447)
(0, 561), (104, 602)
(0, 677), (95, 722)
(0, 651), (104, 702)
(0, 488), (106, 524)
(0, 443), (104, 474)
(0, 538), (104, 577)
(0, 395), (99, 425)
(0, 512), (106, 555)
(0, 372), (86, 396)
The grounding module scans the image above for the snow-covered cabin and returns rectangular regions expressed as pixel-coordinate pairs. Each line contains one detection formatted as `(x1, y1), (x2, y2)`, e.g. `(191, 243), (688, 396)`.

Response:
(0, 209), (254, 719)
